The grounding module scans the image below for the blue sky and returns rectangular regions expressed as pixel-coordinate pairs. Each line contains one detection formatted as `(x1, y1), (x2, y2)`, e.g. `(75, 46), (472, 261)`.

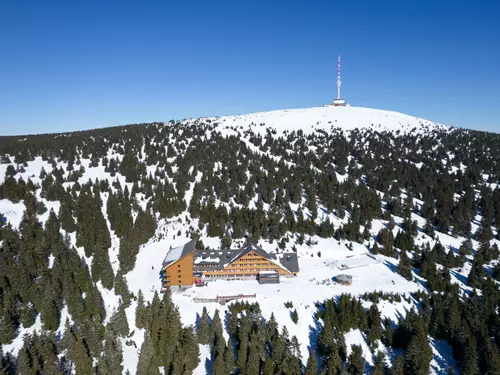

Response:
(0, 0), (499, 135)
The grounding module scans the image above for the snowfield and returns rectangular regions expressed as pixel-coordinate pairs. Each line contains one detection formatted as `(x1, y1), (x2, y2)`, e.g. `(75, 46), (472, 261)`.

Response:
(184, 106), (450, 137)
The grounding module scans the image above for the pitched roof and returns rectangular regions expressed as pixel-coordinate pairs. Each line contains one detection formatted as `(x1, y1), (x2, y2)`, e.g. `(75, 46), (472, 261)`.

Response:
(278, 253), (299, 273)
(162, 238), (197, 267)
(193, 242), (299, 273)
(229, 242), (274, 264)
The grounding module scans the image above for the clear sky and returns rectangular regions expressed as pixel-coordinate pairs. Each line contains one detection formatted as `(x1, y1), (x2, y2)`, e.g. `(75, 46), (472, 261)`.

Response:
(1, 0), (499, 135)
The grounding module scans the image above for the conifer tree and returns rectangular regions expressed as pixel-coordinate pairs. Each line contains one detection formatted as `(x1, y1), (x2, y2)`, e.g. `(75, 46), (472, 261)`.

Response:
(262, 355), (274, 375)
(211, 309), (224, 351)
(109, 302), (129, 337)
(212, 352), (226, 375)
(397, 250), (413, 281)
(461, 338), (479, 375)
(59, 197), (76, 233)
(347, 344), (364, 375)
(114, 270), (132, 307)
(98, 329), (124, 375)
(172, 327), (200, 375)
(404, 330), (433, 375)
(136, 333), (156, 375)
(135, 290), (147, 329)
(372, 351), (387, 375)
(223, 338), (235, 375)
(71, 338), (93, 375)
(0, 314), (17, 345)
(391, 354), (405, 375)
(197, 307), (211, 345)
(244, 340), (260, 375)
(304, 352), (318, 375)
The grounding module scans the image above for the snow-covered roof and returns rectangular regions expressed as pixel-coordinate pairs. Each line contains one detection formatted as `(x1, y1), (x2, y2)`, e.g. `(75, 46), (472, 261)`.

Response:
(258, 270), (279, 275)
(193, 242), (299, 273)
(335, 274), (353, 282)
(162, 238), (197, 266)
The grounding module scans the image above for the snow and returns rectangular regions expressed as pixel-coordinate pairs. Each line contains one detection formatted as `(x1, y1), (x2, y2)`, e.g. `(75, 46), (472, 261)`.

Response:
(345, 329), (374, 366)
(187, 106), (449, 138)
(258, 270), (279, 275)
(193, 345), (211, 375)
(163, 243), (185, 264)
(0, 199), (25, 229)
(2, 316), (43, 355)
(430, 338), (459, 374)
(194, 257), (220, 264)
(0, 105), (487, 374)
(171, 242), (420, 361)
(127, 237), (177, 301)
(332, 253), (381, 270)
(48, 253), (55, 268)
(122, 302), (144, 374)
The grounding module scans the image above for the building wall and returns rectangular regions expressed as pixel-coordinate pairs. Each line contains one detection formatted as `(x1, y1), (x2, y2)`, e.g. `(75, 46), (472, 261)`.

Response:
(163, 252), (194, 287)
(201, 251), (294, 278)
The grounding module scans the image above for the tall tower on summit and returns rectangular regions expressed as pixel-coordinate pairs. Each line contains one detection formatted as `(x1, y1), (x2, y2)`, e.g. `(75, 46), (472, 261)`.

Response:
(332, 55), (346, 106)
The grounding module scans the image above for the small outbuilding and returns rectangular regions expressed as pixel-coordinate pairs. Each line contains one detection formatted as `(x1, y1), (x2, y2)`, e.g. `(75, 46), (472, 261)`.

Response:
(258, 271), (280, 284)
(334, 274), (352, 285)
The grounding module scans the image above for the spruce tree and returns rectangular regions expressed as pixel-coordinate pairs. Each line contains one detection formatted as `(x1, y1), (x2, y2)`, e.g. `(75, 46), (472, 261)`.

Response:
(0, 314), (17, 345)
(71, 338), (93, 375)
(461, 338), (479, 375)
(404, 332), (432, 375)
(372, 351), (387, 375)
(135, 290), (147, 329)
(304, 352), (318, 375)
(347, 344), (364, 375)
(98, 330), (124, 375)
(136, 333), (156, 375)
(391, 354), (405, 375)
(197, 307), (211, 345)
(397, 250), (412, 281)
(223, 338), (235, 375)
(244, 340), (260, 375)
(262, 355), (274, 375)
(109, 302), (129, 337)
(114, 270), (132, 307)
(211, 309), (224, 350)
(212, 352), (226, 375)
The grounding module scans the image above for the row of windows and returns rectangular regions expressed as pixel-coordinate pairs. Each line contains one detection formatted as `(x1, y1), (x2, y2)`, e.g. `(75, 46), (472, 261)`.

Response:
(205, 268), (278, 274)
(206, 274), (256, 278)
(229, 263), (275, 268)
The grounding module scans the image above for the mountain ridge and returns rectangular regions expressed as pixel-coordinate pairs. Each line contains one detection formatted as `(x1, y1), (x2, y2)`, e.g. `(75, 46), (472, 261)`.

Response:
(0, 105), (455, 139)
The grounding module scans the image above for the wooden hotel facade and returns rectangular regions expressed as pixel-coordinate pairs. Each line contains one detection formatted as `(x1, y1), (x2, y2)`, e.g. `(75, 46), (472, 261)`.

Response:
(161, 240), (299, 290)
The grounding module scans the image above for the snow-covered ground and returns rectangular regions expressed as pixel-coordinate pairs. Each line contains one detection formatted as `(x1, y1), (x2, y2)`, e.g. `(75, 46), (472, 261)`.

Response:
(186, 106), (450, 138)
(126, 231), (424, 370)
(0, 105), (492, 375)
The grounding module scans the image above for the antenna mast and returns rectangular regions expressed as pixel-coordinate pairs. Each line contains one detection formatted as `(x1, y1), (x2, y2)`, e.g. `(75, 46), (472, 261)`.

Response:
(337, 55), (342, 100)
(324, 54), (347, 107)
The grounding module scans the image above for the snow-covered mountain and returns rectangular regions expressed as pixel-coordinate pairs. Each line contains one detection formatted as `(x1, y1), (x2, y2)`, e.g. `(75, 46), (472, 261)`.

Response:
(0, 106), (499, 375)
(184, 105), (450, 134)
